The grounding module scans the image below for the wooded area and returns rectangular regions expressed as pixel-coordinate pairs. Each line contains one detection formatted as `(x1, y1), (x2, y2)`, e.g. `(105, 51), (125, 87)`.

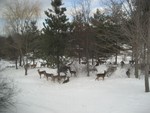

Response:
(0, 0), (149, 92)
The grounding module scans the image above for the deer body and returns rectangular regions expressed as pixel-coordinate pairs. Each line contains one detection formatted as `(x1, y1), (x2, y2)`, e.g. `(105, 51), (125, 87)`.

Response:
(69, 70), (76, 77)
(95, 71), (107, 80)
(44, 71), (53, 81)
(37, 69), (46, 78)
(68, 67), (76, 77)
(51, 75), (67, 83)
(40, 63), (47, 67)
(126, 69), (130, 78)
(31, 63), (37, 68)
(58, 66), (70, 75)
(51, 75), (60, 82)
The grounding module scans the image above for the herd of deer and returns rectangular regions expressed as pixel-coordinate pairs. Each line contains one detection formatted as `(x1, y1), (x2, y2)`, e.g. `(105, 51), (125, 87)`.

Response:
(25, 62), (37, 69)
(29, 61), (120, 82)
(37, 69), (71, 83)
(36, 63), (108, 83)
(36, 65), (77, 83)
(25, 62), (48, 69)
(38, 69), (108, 83)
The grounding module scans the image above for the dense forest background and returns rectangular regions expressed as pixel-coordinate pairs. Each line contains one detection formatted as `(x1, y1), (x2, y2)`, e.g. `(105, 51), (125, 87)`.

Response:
(0, 0), (150, 92)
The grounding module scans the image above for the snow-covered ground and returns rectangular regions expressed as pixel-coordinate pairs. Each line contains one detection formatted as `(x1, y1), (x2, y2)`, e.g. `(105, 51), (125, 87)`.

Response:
(0, 60), (150, 113)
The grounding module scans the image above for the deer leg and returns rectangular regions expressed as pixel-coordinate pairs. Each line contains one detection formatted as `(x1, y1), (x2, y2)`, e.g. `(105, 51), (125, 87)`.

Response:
(103, 77), (104, 80)
(95, 77), (98, 81)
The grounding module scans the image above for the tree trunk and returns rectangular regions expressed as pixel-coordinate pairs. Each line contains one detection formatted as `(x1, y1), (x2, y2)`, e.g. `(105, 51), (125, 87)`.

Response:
(24, 64), (28, 75)
(134, 57), (139, 78)
(19, 55), (22, 66)
(131, 47), (134, 61)
(57, 54), (60, 76)
(25, 67), (27, 75)
(144, 64), (149, 92)
(134, 47), (139, 78)
(92, 51), (94, 65)
(86, 51), (90, 76)
(144, 16), (150, 92)
(15, 59), (18, 69)
(144, 43), (149, 92)
(115, 41), (118, 65)
(115, 52), (118, 65)
(79, 50), (81, 64)
(86, 35), (90, 76)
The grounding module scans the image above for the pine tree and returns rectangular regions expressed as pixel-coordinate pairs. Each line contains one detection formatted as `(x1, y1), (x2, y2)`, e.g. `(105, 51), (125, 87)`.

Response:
(91, 9), (124, 62)
(42, 0), (69, 75)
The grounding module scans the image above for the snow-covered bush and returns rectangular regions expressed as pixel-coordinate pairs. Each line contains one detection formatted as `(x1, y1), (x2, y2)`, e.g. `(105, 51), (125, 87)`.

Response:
(0, 76), (16, 112)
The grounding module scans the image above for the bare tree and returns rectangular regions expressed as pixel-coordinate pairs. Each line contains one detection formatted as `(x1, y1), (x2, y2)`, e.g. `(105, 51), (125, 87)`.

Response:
(101, 0), (149, 92)
(3, 0), (40, 75)
(3, 0), (40, 34)
(113, 0), (149, 92)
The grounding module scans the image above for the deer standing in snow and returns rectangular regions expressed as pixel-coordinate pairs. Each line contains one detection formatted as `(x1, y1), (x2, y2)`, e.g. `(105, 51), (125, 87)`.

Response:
(95, 70), (107, 80)
(43, 71), (53, 81)
(68, 67), (76, 77)
(37, 69), (46, 78)
(31, 62), (37, 68)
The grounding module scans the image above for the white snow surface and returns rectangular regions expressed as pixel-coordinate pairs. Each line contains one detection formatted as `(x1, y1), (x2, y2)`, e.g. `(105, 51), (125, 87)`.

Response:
(0, 60), (150, 113)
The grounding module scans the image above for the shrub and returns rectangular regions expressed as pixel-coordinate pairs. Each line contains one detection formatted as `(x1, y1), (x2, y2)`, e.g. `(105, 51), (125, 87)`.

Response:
(0, 76), (16, 112)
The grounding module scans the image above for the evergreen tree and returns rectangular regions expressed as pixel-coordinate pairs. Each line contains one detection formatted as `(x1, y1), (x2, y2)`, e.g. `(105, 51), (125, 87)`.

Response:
(91, 9), (124, 62)
(42, 0), (69, 75)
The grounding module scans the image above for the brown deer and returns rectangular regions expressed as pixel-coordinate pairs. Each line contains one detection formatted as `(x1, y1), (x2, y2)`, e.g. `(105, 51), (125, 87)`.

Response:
(95, 70), (107, 80)
(63, 77), (70, 84)
(37, 69), (46, 79)
(51, 75), (60, 82)
(126, 69), (130, 78)
(40, 62), (47, 67)
(68, 67), (76, 77)
(51, 75), (67, 83)
(31, 63), (37, 68)
(43, 71), (53, 81)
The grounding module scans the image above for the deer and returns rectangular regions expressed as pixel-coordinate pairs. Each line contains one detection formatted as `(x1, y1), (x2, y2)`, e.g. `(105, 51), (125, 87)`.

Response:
(37, 69), (46, 79)
(31, 62), (37, 68)
(120, 61), (125, 68)
(95, 70), (107, 80)
(51, 75), (60, 82)
(51, 74), (67, 83)
(81, 61), (87, 64)
(63, 77), (70, 84)
(40, 62), (47, 67)
(129, 60), (135, 65)
(58, 65), (70, 75)
(68, 67), (76, 77)
(43, 71), (53, 81)
(126, 69), (130, 78)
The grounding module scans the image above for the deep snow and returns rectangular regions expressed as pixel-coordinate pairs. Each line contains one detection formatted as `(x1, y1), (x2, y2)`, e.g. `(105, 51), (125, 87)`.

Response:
(0, 59), (150, 113)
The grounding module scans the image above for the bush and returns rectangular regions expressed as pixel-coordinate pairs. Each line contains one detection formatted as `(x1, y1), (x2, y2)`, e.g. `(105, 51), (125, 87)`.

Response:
(0, 76), (16, 112)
